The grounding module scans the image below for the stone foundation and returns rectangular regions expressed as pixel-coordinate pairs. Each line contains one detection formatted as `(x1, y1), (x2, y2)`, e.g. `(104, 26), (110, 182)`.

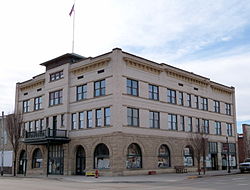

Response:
(16, 132), (218, 176)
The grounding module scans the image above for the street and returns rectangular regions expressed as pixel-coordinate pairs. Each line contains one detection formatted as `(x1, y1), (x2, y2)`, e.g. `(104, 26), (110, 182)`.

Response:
(0, 173), (250, 190)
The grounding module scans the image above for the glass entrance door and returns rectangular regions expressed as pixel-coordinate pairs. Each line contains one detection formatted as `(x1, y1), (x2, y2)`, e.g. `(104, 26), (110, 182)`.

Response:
(211, 154), (218, 170)
(76, 146), (86, 175)
(18, 150), (27, 174)
(48, 145), (64, 175)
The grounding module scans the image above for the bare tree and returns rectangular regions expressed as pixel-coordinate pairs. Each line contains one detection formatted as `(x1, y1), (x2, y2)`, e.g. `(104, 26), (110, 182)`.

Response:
(5, 112), (22, 176)
(189, 131), (208, 175)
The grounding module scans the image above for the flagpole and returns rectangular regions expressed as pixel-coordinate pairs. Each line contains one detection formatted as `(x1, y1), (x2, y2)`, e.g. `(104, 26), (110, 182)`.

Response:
(72, 0), (76, 53)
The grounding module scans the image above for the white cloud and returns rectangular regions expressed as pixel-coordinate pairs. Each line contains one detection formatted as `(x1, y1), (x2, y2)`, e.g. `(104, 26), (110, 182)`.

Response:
(175, 52), (250, 122)
(0, 0), (250, 125)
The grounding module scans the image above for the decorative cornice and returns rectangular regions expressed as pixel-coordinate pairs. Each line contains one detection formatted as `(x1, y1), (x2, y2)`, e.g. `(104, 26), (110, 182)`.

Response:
(70, 57), (111, 75)
(19, 79), (45, 91)
(165, 69), (209, 87)
(211, 85), (233, 95)
(123, 57), (162, 75)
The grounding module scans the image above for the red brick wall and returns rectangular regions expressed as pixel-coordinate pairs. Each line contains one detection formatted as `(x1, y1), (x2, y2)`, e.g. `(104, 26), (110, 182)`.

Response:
(238, 134), (246, 163)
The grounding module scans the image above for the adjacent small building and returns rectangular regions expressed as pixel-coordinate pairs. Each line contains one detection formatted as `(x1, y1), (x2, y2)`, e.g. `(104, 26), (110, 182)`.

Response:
(238, 124), (250, 163)
(0, 115), (13, 174)
(15, 48), (238, 176)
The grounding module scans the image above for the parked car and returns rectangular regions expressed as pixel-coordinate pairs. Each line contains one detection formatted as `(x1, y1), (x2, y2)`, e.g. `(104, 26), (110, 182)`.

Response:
(239, 158), (250, 173)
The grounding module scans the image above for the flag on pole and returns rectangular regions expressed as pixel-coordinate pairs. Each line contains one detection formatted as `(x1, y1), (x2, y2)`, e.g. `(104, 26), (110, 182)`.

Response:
(69, 4), (75, 16)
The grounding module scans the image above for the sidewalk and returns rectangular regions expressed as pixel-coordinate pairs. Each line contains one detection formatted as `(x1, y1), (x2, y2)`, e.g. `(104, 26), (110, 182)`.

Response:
(1, 169), (240, 183)
(46, 169), (240, 183)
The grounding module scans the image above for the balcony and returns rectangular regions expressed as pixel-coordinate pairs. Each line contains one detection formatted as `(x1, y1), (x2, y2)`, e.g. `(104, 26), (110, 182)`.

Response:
(23, 128), (70, 145)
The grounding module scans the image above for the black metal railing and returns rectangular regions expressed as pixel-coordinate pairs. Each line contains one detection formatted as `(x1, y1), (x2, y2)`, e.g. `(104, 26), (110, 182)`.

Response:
(25, 128), (68, 139)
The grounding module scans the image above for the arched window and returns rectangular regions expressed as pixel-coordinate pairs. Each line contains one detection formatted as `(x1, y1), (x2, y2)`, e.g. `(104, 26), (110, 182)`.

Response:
(32, 148), (42, 168)
(76, 146), (86, 175)
(18, 150), (26, 174)
(158, 144), (171, 168)
(183, 145), (194, 166)
(126, 143), (142, 169)
(94, 143), (110, 169)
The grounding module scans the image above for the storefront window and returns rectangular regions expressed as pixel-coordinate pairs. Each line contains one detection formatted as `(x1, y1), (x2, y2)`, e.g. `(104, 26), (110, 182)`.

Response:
(183, 146), (194, 166)
(32, 148), (42, 168)
(158, 145), (171, 168)
(94, 143), (110, 169)
(221, 143), (237, 169)
(126, 143), (142, 169)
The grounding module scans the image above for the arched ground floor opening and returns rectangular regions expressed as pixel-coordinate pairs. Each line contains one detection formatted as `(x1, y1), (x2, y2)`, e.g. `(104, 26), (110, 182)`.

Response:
(18, 132), (238, 176)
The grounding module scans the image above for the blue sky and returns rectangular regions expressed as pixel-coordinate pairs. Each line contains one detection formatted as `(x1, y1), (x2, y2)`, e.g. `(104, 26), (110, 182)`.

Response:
(0, 0), (249, 132)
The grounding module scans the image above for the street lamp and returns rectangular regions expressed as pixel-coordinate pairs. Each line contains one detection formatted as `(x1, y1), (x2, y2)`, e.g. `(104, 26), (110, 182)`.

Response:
(226, 136), (231, 173)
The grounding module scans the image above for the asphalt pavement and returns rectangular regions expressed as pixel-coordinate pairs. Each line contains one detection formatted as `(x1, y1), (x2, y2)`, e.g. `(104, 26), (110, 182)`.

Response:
(1, 169), (249, 190)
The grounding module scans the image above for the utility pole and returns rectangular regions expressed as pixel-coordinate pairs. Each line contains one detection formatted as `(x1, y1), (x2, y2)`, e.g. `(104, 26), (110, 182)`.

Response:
(1, 111), (5, 176)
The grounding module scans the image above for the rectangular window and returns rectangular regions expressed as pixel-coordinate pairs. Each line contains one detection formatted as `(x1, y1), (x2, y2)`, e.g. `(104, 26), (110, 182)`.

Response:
(77, 84), (87, 101)
(71, 113), (77, 130)
(226, 103), (231, 115)
(149, 111), (160, 128)
(187, 94), (192, 107)
(195, 118), (200, 133)
(46, 117), (49, 128)
(214, 100), (220, 113)
(24, 122), (29, 131)
(53, 116), (58, 132)
(104, 107), (111, 126)
(201, 97), (208, 111)
(23, 100), (30, 113)
(180, 115), (185, 131)
(178, 92), (184, 106)
(96, 109), (102, 127)
(194, 95), (199, 109)
(187, 117), (192, 132)
(127, 79), (138, 96)
(34, 96), (42, 110)
(167, 89), (176, 104)
(127, 108), (139, 127)
(202, 119), (209, 134)
(79, 112), (84, 129)
(29, 121), (33, 132)
(87, 110), (93, 128)
(148, 84), (159, 100)
(35, 120), (39, 131)
(40, 119), (44, 131)
(168, 114), (177, 130)
(215, 121), (222, 135)
(209, 142), (218, 153)
(49, 90), (63, 106)
(50, 70), (64, 82)
(227, 123), (233, 136)
(94, 79), (106, 97)
(61, 114), (64, 127)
